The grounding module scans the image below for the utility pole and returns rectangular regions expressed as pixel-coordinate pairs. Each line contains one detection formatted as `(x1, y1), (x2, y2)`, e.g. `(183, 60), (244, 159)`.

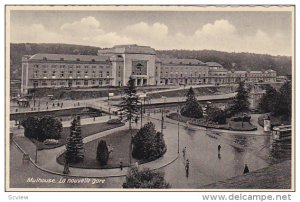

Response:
(177, 97), (180, 154)
(161, 96), (166, 133)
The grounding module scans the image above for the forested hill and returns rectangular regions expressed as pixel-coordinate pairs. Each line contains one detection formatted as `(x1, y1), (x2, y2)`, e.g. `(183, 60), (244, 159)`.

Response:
(156, 50), (291, 76)
(10, 43), (291, 80)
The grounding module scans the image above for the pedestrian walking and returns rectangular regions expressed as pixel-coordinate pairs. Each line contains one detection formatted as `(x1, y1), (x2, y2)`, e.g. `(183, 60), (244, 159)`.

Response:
(185, 159), (190, 177)
(218, 145), (221, 153)
(120, 161), (123, 171)
(182, 147), (186, 159)
(243, 164), (249, 174)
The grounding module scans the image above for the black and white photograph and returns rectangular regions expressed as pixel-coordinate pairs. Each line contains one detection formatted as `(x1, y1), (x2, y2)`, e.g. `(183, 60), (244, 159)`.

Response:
(5, 5), (294, 191)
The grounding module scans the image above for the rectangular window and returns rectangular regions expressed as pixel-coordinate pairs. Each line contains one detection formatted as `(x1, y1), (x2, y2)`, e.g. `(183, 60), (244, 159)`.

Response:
(51, 80), (56, 86)
(34, 71), (38, 78)
(84, 80), (88, 86)
(99, 71), (103, 77)
(77, 71), (81, 78)
(76, 80), (81, 85)
(106, 71), (110, 77)
(61, 71), (64, 77)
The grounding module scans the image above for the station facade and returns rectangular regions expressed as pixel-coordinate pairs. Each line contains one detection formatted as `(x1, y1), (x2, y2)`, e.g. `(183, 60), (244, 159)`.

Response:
(21, 44), (277, 94)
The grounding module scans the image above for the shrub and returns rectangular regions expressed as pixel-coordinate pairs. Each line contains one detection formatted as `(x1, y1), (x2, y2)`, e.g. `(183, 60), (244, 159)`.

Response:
(21, 116), (41, 140)
(107, 118), (122, 124)
(21, 116), (62, 141)
(207, 107), (227, 124)
(39, 116), (62, 141)
(123, 167), (171, 188)
(96, 140), (109, 165)
(180, 87), (203, 118)
(132, 122), (167, 160)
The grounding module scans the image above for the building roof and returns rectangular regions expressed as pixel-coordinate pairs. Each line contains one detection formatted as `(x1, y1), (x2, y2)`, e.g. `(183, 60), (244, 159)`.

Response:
(249, 71), (263, 74)
(234, 70), (248, 74)
(28, 53), (110, 63)
(160, 58), (206, 66)
(206, 62), (223, 67)
(112, 44), (156, 55)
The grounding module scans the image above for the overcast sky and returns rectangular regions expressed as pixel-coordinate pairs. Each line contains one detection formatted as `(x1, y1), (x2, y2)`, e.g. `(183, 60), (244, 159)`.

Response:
(10, 10), (293, 56)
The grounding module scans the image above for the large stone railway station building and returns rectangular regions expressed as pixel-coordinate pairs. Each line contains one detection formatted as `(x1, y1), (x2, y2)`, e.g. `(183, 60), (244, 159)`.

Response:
(21, 44), (277, 94)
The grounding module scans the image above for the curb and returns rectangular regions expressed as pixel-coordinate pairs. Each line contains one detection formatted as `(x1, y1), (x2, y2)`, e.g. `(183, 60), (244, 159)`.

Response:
(12, 135), (179, 179)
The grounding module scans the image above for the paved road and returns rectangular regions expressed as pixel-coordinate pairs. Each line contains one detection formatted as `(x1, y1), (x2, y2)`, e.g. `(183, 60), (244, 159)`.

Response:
(9, 112), (290, 189)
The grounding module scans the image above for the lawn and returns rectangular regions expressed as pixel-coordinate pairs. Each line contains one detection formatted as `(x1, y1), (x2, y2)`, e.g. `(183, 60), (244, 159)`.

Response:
(57, 129), (139, 169)
(32, 122), (125, 150)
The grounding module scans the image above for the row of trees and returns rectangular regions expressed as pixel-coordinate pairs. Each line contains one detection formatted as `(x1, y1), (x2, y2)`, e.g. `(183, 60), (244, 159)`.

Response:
(180, 81), (251, 123)
(258, 81), (291, 119)
(22, 116), (62, 141)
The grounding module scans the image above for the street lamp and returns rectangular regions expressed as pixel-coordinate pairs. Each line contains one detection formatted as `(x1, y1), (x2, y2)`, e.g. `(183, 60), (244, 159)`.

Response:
(108, 92), (114, 120)
(177, 97), (180, 154)
(161, 96), (167, 133)
(139, 93), (147, 128)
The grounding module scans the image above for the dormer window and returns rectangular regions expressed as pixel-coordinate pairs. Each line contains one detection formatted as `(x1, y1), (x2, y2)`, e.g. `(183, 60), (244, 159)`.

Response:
(91, 59), (95, 62)
(60, 58), (64, 61)
(76, 58), (80, 61)
(43, 57), (47, 61)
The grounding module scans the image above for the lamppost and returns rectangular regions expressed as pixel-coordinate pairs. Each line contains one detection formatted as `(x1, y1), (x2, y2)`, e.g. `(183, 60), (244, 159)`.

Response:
(108, 92), (114, 120)
(161, 96), (167, 133)
(177, 97), (180, 154)
(139, 93), (147, 128)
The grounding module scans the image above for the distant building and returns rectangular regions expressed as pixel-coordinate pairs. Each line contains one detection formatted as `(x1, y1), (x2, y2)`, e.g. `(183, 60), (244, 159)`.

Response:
(20, 44), (277, 94)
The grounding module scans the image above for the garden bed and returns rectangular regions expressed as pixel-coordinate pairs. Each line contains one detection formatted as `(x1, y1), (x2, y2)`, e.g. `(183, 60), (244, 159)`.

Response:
(57, 129), (165, 169)
(167, 112), (257, 131)
(32, 121), (124, 150)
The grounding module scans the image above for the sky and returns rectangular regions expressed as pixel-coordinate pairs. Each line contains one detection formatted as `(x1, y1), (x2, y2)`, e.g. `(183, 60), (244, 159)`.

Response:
(10, 9), (293, 56)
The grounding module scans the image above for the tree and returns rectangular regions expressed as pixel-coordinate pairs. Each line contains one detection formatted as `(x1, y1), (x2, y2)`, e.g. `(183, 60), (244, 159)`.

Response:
(132, 122), (167, 160)
(228, 81), (250, 116)
(118, 77), (140, 130)
(207, 106), (227, 124)
(273, 81), (291, 119)
(65, 116), (84, 163)
(96, 140), (109, 165)
(39, 116), (62, 141)
(258, 85), (278, 113)
(180, 87), (203, 118)
(123, 167), (171, 188)
(21, 116), (41, 140)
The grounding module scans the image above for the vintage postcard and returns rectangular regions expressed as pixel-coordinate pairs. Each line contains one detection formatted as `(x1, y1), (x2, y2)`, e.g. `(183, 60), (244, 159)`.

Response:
(5, 5), (295, 191)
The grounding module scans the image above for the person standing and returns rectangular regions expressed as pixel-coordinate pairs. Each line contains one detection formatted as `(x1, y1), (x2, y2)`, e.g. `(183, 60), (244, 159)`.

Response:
(185, 159), (190, 177)
(120, 161), (123, 171)
(182, 147), (186, 159)
(243, 164), (249, 174)
(218, 145), (221, 153)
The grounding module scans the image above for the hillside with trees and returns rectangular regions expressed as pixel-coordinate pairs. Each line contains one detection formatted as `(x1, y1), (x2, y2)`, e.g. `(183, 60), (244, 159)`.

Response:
(10, 43), (292, 80)
(156, 50), (291, 76)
